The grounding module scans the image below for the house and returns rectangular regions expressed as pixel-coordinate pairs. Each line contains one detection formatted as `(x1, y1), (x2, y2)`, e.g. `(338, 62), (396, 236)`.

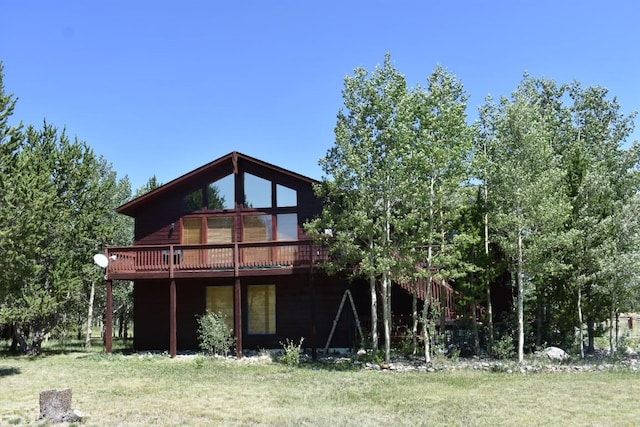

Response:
(103, 151), (461, 357)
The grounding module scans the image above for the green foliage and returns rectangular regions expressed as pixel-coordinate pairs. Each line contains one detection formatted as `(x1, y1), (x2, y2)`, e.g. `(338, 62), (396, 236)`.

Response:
(492, 334), (515, 360)
(196, 312), (235, 356)
(0, 64), (133, 354)
(279, 337), (304, 367)
(308, 55), (475, 363)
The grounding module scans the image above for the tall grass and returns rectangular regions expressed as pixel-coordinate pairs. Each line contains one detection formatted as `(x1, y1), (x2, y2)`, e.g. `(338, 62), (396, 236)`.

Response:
(1, 343), (639, 426)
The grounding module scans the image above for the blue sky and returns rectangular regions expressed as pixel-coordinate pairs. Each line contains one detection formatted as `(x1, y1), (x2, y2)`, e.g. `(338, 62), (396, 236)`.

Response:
(2, 0), (639, 190)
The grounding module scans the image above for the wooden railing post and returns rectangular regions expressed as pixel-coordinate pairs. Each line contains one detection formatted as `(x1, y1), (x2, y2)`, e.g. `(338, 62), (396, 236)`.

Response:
(234, 243), (240, 276)
(169, 245), (174, 278)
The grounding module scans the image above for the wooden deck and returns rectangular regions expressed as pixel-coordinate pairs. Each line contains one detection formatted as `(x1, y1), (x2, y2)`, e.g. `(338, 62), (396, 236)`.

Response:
(104, 240), (329, 280)
(104, 241), (477, 322)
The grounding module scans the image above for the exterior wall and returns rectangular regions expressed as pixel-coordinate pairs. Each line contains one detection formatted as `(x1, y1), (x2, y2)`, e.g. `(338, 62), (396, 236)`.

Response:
(133, 280), (170, 351)
(132, 273), (369, 352)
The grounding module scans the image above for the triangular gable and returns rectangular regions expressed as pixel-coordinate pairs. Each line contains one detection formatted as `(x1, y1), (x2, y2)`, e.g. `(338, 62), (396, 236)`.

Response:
(117, 151), (319, 217)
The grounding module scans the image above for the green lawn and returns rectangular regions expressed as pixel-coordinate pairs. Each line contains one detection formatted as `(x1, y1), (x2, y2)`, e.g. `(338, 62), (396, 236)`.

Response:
(1, 346), (639, 426)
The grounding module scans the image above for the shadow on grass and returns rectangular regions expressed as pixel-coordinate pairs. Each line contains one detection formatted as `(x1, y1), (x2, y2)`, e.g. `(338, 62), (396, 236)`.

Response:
(0, 337), (134, 358)
(0, 366), (21, 377)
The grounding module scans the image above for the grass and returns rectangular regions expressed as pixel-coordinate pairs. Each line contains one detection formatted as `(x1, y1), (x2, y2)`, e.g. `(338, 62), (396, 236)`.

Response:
(1, 341), (639, 426)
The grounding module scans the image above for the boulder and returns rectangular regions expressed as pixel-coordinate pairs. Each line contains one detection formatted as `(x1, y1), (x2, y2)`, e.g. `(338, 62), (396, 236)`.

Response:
(543, 346), (569, 362)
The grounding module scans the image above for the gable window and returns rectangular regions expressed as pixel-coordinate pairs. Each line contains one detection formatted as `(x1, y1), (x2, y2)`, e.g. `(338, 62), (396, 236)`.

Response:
(276, 184), (296, 207)
(209, 175), (235, 210)
(184, 189), (204, 212)
(206, 286), (234, 330)
(184, 175), (236, 212)
(247, 284), (276, 334)
(244, 173), (272, 208)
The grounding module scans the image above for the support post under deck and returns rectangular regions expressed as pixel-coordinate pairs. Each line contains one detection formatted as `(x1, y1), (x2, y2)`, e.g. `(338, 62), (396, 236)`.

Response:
(170, 279), (177, 358)
(235, 277), (243, 358)
(105, 279), (113, 354)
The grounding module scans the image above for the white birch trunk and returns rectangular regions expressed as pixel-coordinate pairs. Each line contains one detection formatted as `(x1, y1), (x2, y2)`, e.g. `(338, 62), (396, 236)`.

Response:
(369, 238), (378, 352)
(412, 280), (418, 355)
(517, 230), (524, 364)
(609, 308), (614, 355)
(382, 195), (392, 363)
(484, 183), (494, 353)
(85, 280), (96, 349)
(382, 273), (391, 363)
(423, 244), (433, 364)
(369, 273), (378, 352)
(423, 177), (436, 364)
(578, 286), (584, 359)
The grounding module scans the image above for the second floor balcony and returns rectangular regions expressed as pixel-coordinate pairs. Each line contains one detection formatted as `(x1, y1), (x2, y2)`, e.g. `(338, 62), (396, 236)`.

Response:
(104, 240), (329, 280)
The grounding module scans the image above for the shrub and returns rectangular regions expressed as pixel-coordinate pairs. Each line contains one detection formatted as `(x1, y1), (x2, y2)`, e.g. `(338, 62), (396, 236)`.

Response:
(280, 337), (304, 367)
(196, 312), (235, 356)
(493, 334), (515, 360)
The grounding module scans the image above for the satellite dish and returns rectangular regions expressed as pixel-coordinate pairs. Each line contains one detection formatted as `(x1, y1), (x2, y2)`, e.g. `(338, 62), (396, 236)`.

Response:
(93, 253), (109, 268)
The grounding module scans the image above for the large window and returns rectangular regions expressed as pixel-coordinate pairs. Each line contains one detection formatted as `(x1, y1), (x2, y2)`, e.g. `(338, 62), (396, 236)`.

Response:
(209, 175), (235, 210)
(247, 285), (276, 334)
(276, 214), (298, 241)
(207, 217), (234, 243)
(276, 184), (296, 207)
(244, 173), (272, 208)
(206, 286), (234, 330)
(184, 175), (235, 212)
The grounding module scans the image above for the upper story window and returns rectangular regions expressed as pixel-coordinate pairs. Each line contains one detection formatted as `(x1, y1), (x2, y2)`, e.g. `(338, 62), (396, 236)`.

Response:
(183, 172), (298, 211)
(244, 173), (271, 208)
(276, 184), (296, 207)
(244, 173), (297, 208)
(184, 175), (235, 212)
(210, 175), (235, 210)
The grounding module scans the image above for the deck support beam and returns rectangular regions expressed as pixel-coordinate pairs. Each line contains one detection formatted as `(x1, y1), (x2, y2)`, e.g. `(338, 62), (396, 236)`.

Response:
(105, 279), (113, 354)
(309, 272), (317, 360)
(170, 279), (177, 358)
(234, 277), (243, 358)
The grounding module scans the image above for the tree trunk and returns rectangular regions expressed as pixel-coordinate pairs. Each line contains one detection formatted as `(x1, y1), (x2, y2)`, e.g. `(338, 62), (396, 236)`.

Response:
(578, 286), (584, 358)
(382, 272), (391, 363)
(423, 177), (435, 364)
(615, 310), (620, 353)
(382, 194), (392, 363)
(472, 304), (480, 356)
(517, 231), (524, 364)
(483, 145), (494, 354)
(609, 309), (614, 356)
(586, 318), (595, 354)
(423, 245), (433, 364)
(412, 279), (418, 355)
(369, 242), (378, 353)
(11, 324), (28, 353)
(85, 280), (95, 348)
(536, 291), (543, 348)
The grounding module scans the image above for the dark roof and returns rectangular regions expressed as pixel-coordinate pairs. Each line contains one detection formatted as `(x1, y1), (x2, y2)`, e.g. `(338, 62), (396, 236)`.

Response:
(117, 151), (319, 217)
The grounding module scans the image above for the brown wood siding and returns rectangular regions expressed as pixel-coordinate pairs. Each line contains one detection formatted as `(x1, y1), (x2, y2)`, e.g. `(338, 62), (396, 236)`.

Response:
(133, 280), (170, 351)
(134, 191), (183, 245)
(131, 274), (372, 352)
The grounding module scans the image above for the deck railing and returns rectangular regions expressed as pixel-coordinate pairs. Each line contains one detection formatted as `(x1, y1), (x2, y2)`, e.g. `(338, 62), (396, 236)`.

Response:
(105, 242), (481, 320)
(105, 240), (329, 276)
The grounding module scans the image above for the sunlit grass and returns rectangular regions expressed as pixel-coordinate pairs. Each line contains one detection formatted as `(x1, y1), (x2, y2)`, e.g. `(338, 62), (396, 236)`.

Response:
(1, 342), (639, 426)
